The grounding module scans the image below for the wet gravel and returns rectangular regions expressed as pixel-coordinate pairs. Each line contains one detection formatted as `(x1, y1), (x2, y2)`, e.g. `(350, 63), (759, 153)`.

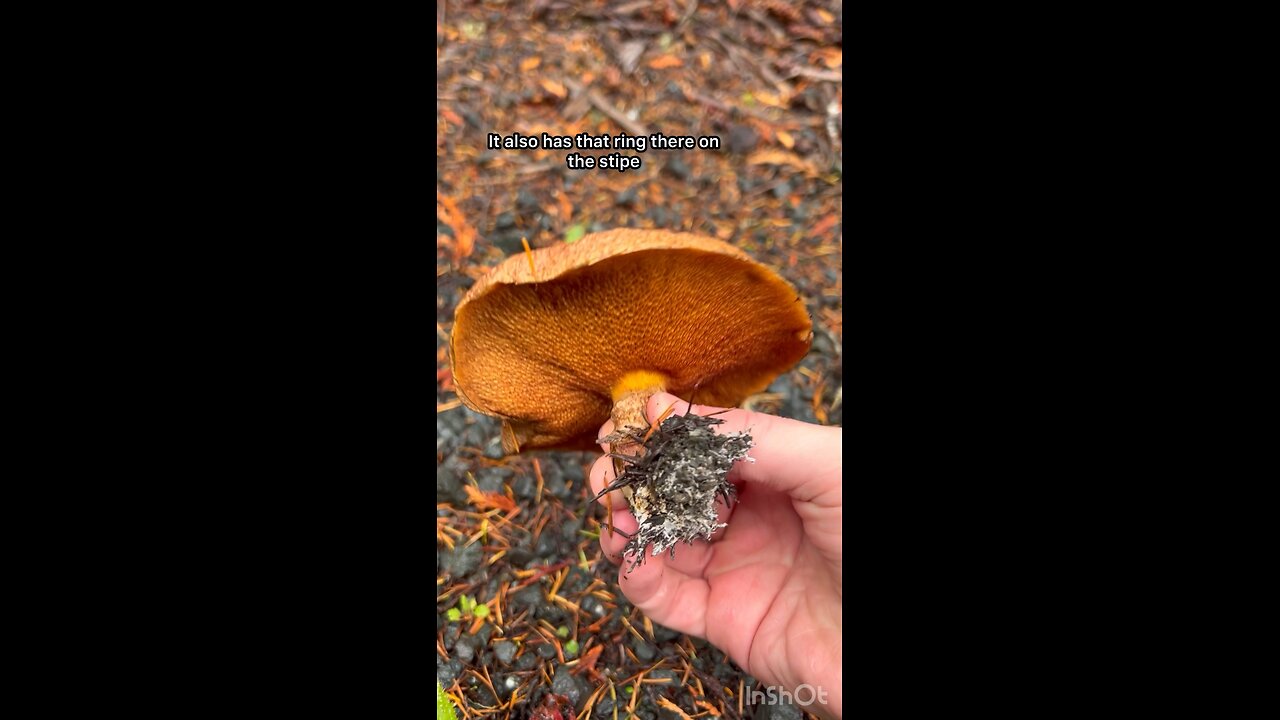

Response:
(437, 205), (839, 719)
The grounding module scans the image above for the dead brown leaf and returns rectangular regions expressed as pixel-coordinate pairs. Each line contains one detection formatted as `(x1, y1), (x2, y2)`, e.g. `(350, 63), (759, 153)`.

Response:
(755, 90), (787, 108)
(520, 57), (541, 71)
(436, 191), (476, 261)
(747, 149), (818, 177)
(647, 55), (684, 69)
(810, 213), (839, 237)
(463, 484), (518, 513)
(812, 48), (842, 69)
(540, 78), (567, 98)
(556, 192), (573, 222)
(776, 129), (795, 148)
(575, 644), (603, 675)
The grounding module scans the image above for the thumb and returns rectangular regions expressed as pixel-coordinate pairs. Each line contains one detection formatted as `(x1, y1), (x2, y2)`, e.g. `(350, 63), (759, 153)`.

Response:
(645, 392), (841, 506)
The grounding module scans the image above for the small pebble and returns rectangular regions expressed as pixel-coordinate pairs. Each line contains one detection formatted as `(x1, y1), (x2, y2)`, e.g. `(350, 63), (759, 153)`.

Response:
(437, 657), (464, 686)
(616, 185), (640, 207)
(493, 640), (517, 665)
(438, 542), (482, 578)
(551, 665), (589, 707)
(728, 123), (759, 153)
(631, 637), (656, 662)
(453, 636), (477, 663)
(517, 189), (539, 212)
(664, 156), (693, 182)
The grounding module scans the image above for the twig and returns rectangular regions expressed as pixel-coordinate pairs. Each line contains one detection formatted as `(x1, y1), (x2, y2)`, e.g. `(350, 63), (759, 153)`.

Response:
(678, 0), (699, 30)
(745, 9), (787, 42)
(682, 84), (825, 127)
(786, 66), (843, 82)
(563, 78), (650, 136)
(611, 0), (650, 15)
(826, 98), (842, 153)
(515, 162), (556, 175)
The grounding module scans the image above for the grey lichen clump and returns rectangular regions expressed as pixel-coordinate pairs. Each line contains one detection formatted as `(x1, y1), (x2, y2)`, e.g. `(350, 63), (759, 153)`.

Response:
(597, 409), (753, 571)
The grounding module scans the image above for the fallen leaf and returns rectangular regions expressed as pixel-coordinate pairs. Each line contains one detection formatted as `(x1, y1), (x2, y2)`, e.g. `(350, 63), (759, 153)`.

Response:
(557, 192), (573, 223)
(463, 484), (517, 513)
(748, 118), (774, 143)
(813, 382), (828, 424)
(789, 25), (827, 43)
(755, 90), (786, 108)
(617, 41), (646, 75)
(816, 9), (834, 23)
(810, 213), (839, 237)
(540, 79), (567, 98)
(776, 130), (795, 148)
(699, 52), (712, 70)
(762, 0), (801, 21)
(520, 57), (541, 71)
(441, 107), (463, 126)
(812, 48), (842, 69)
(436, 191), (476, 261)
(647, 55), (683, 69)
(747, 149), (818, 176)
(576, 644), (603, 675)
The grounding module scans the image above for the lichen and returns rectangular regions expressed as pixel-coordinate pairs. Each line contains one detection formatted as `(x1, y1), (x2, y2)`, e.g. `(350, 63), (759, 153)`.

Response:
(598, 409), (752, 571)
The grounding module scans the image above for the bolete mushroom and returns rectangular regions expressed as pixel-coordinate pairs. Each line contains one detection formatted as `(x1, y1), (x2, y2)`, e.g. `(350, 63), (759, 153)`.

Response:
(448, 228), (812, 454)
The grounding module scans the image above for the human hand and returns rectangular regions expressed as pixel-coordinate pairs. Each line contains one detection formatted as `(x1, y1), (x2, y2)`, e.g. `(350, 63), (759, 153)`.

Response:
(590, 392), (842, 718)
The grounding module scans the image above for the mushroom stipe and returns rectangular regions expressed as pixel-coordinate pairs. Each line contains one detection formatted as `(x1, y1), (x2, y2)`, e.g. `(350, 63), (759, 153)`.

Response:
(595, 407), (752, 572)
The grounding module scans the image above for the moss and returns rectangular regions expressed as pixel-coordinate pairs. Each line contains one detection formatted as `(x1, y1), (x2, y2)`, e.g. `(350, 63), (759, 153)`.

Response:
(597, 408), (751, 570)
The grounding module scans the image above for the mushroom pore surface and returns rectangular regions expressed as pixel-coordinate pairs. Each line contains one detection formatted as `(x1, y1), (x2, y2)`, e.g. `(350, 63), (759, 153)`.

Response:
(450, 229), (812, 452)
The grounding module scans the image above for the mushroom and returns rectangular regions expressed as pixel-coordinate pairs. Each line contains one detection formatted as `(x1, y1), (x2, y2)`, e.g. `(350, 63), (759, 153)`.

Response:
(448, 228), (812, 456)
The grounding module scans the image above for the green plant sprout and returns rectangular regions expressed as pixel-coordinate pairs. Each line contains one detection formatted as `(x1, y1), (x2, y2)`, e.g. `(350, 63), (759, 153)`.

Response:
(437, 681), (459, 720)
(446, 595), (490, 623)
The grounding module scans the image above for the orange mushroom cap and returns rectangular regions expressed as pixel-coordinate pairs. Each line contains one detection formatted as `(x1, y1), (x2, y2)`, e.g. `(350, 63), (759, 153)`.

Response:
(449, 229), (813, 452)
